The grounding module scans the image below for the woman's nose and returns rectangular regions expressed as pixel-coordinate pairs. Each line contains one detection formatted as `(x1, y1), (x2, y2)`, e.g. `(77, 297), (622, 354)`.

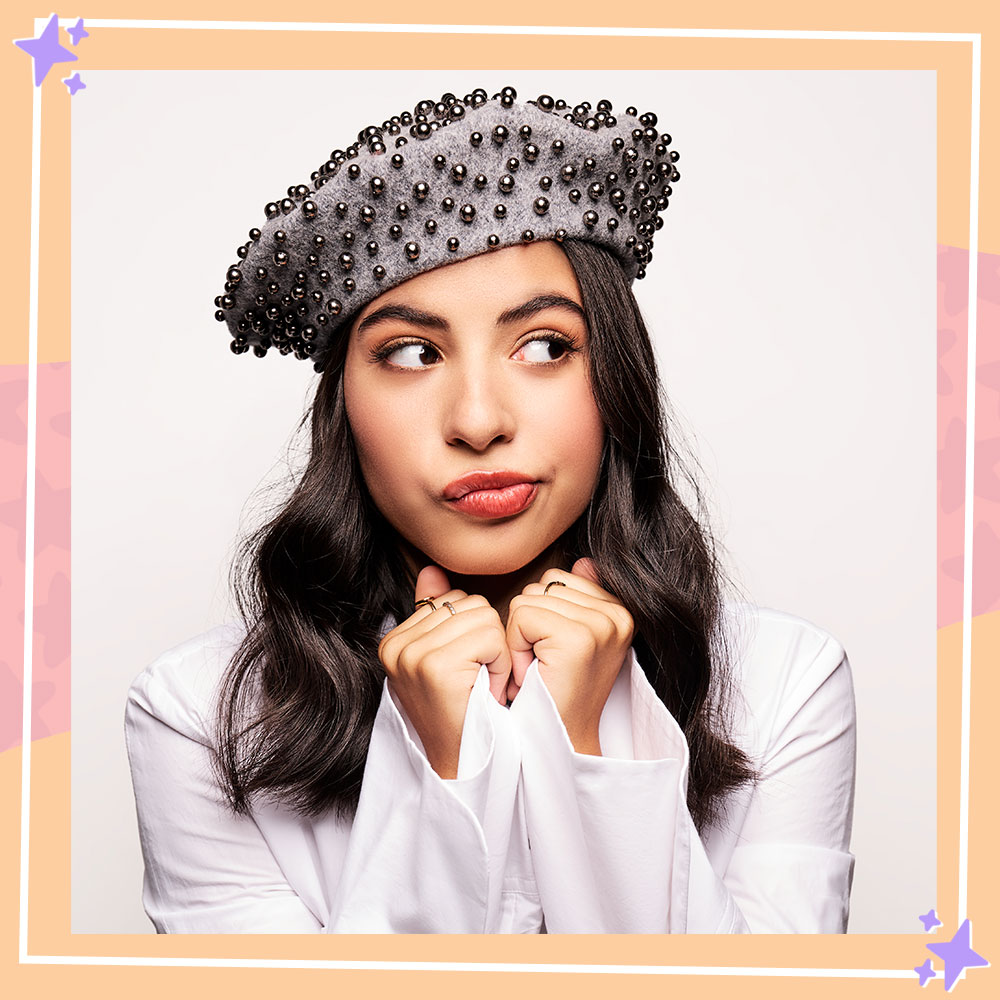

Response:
(441, 362), (516, 451)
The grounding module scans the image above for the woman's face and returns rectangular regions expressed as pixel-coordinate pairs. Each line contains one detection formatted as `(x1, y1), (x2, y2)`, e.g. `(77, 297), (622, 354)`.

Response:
(343, 241), (605, 577)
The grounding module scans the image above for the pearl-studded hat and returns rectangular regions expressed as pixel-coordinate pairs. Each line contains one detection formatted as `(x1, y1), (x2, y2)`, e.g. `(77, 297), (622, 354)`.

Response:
(215, 86), (680, 368)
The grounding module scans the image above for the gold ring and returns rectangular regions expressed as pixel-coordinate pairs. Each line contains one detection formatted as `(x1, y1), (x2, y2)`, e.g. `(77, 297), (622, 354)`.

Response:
(442, 601), (457, 616)
(543, 580), (568, 596)
(414, 598), (437, 612)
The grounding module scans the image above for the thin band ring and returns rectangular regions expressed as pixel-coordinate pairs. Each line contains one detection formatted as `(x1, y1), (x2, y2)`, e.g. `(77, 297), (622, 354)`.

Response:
(543, 580), (568, 596)
(414, 598), (437, 612)
(442, 601), (457, 616)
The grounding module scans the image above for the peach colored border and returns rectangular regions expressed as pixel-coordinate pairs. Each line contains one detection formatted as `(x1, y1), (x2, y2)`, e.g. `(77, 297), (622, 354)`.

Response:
(2, 5), (997, 999)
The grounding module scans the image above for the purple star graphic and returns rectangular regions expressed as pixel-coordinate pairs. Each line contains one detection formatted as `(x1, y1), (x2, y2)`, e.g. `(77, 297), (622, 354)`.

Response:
(62, 72), (85, 96)
(67, 18), (89, 46)
(914, 959), (936, 987)
(926, 918), (990, 992)
(919, 908), (942, 932)
(14, 14), (78, 87)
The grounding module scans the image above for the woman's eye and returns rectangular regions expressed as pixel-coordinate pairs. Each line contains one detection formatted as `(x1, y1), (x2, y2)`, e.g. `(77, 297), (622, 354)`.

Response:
(382, 342), (439, 368)
(515, 337), (572, 363)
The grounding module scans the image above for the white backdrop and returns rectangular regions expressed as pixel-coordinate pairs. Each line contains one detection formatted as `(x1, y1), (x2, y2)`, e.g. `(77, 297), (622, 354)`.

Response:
(71, 70), (936, 934)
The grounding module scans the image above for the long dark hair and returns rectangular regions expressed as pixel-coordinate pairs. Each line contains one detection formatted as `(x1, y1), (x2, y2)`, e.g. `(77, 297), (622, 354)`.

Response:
(216, 239), (754, 831)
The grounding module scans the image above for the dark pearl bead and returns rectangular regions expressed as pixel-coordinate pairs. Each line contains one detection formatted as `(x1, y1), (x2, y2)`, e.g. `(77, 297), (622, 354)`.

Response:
(487, 234), (500, 247)
(301, 325), (317, 341)
(366, 241), (379, 256)
(498, 174), (515, 193)
(389, 225), (403, 240)
(306, 253), (319, 267)
(523, 143), (539, 162)
(266, 305), (282, 320)
(343, 230), (355, 245)
(626, 106), (638, 116)
(519, 125), (532, 140)
(336, 202), (349, 217)
(265, 203), (280, 219)
(493, 125), (508, 144)
(521, 230), (534, 242)
(396, 202), (409, 219)
(339, 253), (354, 271)
(609, 188), (625, 205)
(671, 170), (680, 182)
(441, 197), (455, 212)
(230, 340), (247, 354)
(214, 295), (223, 306)
(449, 103), (465, 120)
(583, 157), (596, 173)
(433, 154), (447, 169)
(249, 228), (262, 241)
(274, 251), (289, 266)
(607, 218), (618, 231)
(539, 176), (552, 191)
(373, 265), (386, 279)
(554, 228), (567, 242)
(370, 177), (385, 196)
(292, 285), (305, 299)
(343, 278), (356, 292)
(452, 163), (467, 182)
(391, 154), (405, 169)
(215, 310), (226, 322)
(302, 200), (318, 219)
(447, 237), (459, 252)
(235, 247), (247, 262)
(405, 242), (420, 260)
(348, 165), (361, 183)
(537, 94), (554, 112)
(311, 290), (323, 304)
(500, 86), (516, 106)
(253, 345), (268, 358)
(474, 173), (488, 189)
(222, 294), (235, 309)
(227, 266), (242, 283)
(460, 204), (476, 223)
(533, 197), (549, 215)
(568, 189), (581, 203)
(360, 206), (377, 226)
(313, 234), (326, 248)
(597, 99), (612, 112)
(413, 181), (430, 201)
(395, 137), (407, 147)
(506, 157), (520, 172)
(469, 131), (483, 147)
(611, 137), (625, 153)
(318, 270), (331, 283)
(560, 164), (576, 182)
(425, 219), (437, 234)
(588, 182), (604, 200)
(327, 299), (342, 315)
(274, 230), (287, 243)
(266, 282), (279, 294)
(583, 211), (598, 227)
(551, 139), (565, 154)
(494, 204), (507, 219)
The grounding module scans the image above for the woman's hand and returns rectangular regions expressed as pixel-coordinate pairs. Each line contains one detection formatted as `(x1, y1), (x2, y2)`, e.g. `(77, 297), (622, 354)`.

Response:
(377, 565), (512, 779)
(506, 558), (634, 756)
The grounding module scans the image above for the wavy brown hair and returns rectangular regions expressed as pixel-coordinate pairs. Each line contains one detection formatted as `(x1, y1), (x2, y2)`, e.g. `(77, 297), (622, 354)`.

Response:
(216, 239), (755, 831)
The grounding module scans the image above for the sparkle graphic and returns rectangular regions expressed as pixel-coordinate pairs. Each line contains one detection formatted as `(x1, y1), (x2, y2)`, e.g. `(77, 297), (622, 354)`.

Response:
(926, 919), (990, 992)
(919, 908), (943, 932)
(914, 959), (936, 987)
(13, 13), (78, 87)
(62, 71), (85, 96)
(66, 17), (88, 45)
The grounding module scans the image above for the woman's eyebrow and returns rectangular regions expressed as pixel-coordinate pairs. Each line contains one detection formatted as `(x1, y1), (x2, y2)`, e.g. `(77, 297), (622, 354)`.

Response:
(496, 294), (585, 326)
(356, 304), (448, 335)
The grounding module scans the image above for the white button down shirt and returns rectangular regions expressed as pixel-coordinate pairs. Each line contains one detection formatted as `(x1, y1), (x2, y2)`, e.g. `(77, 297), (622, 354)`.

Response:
(125, 603), (856, 933)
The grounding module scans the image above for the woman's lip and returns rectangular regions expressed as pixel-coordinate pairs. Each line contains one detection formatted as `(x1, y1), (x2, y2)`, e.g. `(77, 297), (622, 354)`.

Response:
(442, 470), (538, 500)
(446, 482), (539, 519)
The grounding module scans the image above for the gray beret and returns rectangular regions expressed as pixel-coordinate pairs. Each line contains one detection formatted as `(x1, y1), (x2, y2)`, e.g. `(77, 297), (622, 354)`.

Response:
(216, 86), (679, 368)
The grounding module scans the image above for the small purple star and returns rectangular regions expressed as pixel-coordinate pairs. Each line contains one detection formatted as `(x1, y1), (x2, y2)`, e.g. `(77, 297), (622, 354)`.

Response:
(926, 918), (990, 992)
(66, 18), (89, 46)
(914, 959), (936, 987)
(14, 14), (78, 87)
(62, 72), (85, 96)
(919, 908), (943, 932)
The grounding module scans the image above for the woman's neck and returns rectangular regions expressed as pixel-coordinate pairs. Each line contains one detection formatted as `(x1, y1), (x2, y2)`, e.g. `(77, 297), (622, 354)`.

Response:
(399, 539), (569, 625)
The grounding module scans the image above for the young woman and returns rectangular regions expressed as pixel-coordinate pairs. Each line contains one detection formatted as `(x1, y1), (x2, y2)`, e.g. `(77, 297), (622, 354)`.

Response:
(126, 86), (856, 934)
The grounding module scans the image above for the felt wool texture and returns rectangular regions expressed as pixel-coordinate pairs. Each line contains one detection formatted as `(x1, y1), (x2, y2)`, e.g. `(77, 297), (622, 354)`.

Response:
(215, 87), (680, 366)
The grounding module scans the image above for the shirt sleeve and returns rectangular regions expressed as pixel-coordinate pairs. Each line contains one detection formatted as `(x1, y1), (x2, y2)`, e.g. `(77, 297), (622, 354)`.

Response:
(509, 621), (856, 934)
(125, 634), (521, 933)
